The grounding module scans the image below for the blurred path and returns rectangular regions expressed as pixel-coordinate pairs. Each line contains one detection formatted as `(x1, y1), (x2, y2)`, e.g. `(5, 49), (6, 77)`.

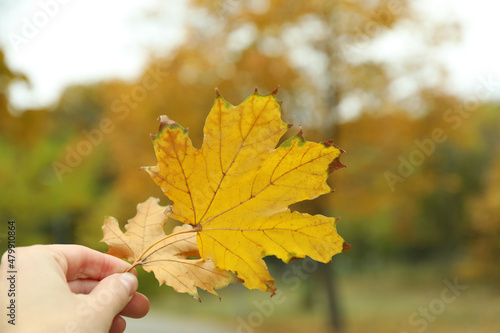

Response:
(125, 314), (234, 333)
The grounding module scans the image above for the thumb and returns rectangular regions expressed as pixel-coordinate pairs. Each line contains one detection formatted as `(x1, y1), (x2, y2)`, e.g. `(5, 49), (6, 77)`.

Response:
(88, 272), (138, 321)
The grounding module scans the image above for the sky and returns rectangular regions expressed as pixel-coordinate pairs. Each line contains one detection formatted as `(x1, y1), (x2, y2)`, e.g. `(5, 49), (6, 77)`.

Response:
(0, 0), (188, 109)
(0, 0), (499, 111)
(398, 0), (500, 96)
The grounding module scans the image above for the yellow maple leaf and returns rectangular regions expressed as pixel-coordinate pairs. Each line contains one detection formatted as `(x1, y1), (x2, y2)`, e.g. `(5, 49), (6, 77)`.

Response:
(101, 197), (235, 300)
(143, 88), (348, 293)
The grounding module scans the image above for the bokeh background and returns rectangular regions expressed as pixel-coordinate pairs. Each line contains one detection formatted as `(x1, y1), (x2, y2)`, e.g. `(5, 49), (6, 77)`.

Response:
(1, 1), (499, 332)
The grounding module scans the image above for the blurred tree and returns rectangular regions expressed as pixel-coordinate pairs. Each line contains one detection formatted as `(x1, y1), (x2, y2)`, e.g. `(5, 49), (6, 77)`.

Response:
(0, 83), (110, 245)
(0, 49), (27, 129)
(461, 105), (500, 282)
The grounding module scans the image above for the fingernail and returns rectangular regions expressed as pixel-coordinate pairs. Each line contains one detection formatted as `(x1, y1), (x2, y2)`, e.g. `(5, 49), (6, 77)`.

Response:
(118, 272), (137, 297)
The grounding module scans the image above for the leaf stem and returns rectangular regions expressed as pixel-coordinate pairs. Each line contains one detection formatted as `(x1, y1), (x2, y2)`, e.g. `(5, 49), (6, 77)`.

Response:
(126, 261), (142, 272)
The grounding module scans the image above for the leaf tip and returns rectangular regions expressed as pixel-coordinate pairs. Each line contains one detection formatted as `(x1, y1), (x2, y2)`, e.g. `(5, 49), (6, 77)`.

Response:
(265, 280), (277, 294)
(333, 216), (342, 228)
(322, 140), (346, 153)
(297, 125), (304, 137)
(271, 85), (279, 95)
(321, 139), (333, 147)
(215, 87), (220, 97)
(287, 256), (300, 263)
(328, 156), (346, 174)
(157, 115), (177, 131)
(342, 242), (351, 252)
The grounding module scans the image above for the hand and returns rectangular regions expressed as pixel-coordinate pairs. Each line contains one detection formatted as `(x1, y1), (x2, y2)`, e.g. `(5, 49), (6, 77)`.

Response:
(0, 244), (150, 333)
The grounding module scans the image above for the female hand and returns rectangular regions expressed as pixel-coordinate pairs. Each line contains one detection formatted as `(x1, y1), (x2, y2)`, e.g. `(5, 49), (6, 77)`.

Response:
(0, 244), (150, 333)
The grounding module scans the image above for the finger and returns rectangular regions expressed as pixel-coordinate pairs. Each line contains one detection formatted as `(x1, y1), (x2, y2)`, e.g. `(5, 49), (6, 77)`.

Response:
(119, 292), (150, 318)
(68, 279), (99, 294)
(109, 315), (127, 333)
(48, 244), (133, 280)
(87, 272), (138, 323)
(69, 280), (150, 319)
